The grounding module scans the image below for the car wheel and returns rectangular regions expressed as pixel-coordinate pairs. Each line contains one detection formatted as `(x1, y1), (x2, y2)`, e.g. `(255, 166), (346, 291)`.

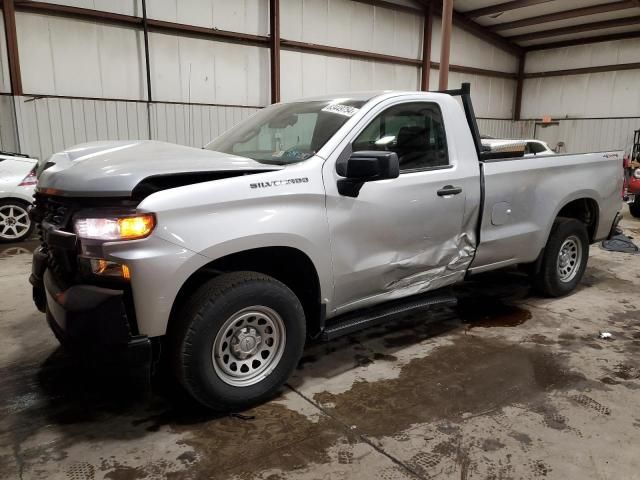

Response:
(533, 218), (589, 297)
(171, 271), (306, 411)
(0, 199), (34, 243)
(629, 197), (640, 218)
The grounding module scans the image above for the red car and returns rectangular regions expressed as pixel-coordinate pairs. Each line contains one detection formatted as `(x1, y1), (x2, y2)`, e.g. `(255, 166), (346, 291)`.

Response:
(624, 129), (640, 217)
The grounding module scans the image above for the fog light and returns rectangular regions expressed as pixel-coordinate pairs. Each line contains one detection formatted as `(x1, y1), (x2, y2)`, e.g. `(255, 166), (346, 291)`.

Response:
(90, 258), (130, 279)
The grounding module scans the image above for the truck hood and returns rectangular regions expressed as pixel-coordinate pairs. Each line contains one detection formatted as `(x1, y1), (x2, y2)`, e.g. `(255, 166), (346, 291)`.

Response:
(37, 140), (281, 197)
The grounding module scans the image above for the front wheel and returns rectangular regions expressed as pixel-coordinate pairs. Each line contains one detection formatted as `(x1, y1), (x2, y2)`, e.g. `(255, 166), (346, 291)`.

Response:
(533, 218), (589, 297)
(629, 197), (640, 218)
(171, 271), (306, 411)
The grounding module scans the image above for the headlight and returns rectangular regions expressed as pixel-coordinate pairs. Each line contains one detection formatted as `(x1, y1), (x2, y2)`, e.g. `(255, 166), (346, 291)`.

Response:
(74, 213), (155, 240)
(634, 168), (640, 179)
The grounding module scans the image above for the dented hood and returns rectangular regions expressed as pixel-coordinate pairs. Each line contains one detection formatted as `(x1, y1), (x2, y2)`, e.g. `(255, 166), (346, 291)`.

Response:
(37, 140), (281, 197)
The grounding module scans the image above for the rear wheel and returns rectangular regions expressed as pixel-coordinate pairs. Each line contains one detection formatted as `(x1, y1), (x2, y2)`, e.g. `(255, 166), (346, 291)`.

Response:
(0, 199), (33, 243)
(533, 218), (589, 297)
(171, 271), (306, 411)
(629, 197), (640, 218)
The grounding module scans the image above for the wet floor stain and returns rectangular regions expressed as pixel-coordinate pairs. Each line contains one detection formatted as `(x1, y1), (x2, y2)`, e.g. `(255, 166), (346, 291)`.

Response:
(456, 297), (532, 329)
(0, 240), (38, 258)
(313, 335), (588, 439)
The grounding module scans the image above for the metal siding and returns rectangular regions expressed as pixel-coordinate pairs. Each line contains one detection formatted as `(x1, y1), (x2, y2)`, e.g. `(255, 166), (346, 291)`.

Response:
(13, 96), (150, 159)
(148, 32), (269, 106)
(150, 102), (259, 147)
(538, 118), (640, 155)
(477, 119), (535, 139)
(476, 117), (639, 155)
(446, 71), (516, 119)
(16, 12), (147, 100)
(146, 0), (269, 36)
(280, 50), (419, 102)
(281, 0), (421, 59)
(0, 96), (18, 152)
(431, 16), (519, 73)
(526, 39), (640, 73)
(38, 0), (142, 16)
(0, 11), (11, 93)
(522, 70), (640, 119)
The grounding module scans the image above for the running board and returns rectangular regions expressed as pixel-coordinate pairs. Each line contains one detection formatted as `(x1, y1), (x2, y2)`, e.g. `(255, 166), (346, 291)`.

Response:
(321, 291), (457, 341)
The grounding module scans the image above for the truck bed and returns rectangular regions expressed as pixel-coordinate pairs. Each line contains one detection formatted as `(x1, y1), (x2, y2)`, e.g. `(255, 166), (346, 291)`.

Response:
(470, 151), (623, 273)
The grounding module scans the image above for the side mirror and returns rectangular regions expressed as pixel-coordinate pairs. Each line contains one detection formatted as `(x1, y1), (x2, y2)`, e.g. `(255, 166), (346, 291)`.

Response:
(336, 151), (399, 197)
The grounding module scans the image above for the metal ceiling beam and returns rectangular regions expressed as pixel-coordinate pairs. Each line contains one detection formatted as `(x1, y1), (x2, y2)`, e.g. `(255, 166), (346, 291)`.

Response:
(491, 1), (640, 32)
(508, 15), (640, 42)
(524, 62), (640, 78)
(420, 0), (522, 55)
(351, 0), (424, 15)
(513, 54), (525, 120)
(526, 30), (640, 50)
(465, 0), (556, 19)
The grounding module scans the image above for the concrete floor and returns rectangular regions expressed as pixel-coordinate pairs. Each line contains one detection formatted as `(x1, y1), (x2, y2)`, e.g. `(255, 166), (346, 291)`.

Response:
(1, 216), (640, 480)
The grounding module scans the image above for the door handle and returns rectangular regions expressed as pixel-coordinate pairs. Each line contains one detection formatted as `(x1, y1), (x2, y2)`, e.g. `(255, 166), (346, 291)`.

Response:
(437, 185), (462, 196)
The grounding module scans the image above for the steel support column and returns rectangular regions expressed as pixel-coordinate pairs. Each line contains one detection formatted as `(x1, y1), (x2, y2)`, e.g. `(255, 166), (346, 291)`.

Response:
(513, 53), (525, 120)
(269, 0), (280, 104)
(2, 0), (22, 95)
(420, 1), (433, 91)
(438, 0), (453, 90)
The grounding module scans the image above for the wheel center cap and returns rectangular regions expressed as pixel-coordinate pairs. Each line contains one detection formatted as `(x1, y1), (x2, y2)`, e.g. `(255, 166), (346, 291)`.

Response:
(231, 327), (262, 359)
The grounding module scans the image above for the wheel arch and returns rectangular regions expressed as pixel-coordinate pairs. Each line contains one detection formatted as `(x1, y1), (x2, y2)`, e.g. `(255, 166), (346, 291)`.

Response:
(168, 246), (325, 339)
(555, 196), (599, 243)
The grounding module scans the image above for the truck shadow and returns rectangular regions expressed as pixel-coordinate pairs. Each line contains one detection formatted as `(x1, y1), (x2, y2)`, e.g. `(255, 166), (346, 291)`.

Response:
(16, 269), (536, 445)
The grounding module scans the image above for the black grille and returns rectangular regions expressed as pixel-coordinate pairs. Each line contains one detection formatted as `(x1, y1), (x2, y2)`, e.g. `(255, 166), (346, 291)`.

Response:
(32, 194), (79, 286)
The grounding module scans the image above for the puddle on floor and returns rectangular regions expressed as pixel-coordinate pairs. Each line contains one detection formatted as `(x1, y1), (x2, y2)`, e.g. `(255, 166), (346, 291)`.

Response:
(456, 297), (532, 329)
(314, 335), (589, 439)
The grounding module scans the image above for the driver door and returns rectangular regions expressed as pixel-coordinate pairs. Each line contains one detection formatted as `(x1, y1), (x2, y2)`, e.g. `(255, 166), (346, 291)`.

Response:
(323, 99), (478, 315)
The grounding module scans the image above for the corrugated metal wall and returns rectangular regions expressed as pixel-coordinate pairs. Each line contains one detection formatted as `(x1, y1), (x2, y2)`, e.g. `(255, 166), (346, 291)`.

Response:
(537, 118), (640, 155)
(1, 0), (523, 159)
(521, 37), (640, 155)
(12, 96), (259, 159)
(0, 96), (18, 152)
(476, 118), (639, 155)
(477, 118), (535, 140)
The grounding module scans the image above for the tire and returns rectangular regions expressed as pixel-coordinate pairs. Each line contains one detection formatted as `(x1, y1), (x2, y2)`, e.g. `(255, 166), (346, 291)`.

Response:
(533, 218), (589, 297)
(0, 199), (34, 243)
(171, 271), (306, 411)
(629, 197), (640, 218)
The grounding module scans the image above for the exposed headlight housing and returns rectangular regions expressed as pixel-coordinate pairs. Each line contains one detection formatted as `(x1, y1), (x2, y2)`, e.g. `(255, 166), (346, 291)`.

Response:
(74, 213), (155, 241)
(633, 168), (640, 179)
(90, 258), (131, 279)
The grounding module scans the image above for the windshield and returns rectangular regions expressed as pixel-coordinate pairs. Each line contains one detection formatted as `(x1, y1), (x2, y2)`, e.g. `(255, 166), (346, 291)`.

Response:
(205, 99), (366, 165)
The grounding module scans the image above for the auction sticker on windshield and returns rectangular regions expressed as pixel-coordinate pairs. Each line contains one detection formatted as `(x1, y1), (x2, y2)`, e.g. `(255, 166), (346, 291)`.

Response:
(322, 104), (359, 117)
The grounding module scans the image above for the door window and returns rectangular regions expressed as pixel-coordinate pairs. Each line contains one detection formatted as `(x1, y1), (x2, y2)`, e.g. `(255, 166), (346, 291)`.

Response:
(352, 102), (449, 171)
(528, 141), (548, 154)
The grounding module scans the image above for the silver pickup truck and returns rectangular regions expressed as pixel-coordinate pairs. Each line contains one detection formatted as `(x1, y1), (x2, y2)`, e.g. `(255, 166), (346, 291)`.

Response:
(30, 84), (622, 410)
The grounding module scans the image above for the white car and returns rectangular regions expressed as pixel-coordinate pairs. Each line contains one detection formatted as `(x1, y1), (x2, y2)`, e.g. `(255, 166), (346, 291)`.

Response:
(482, 138), (555, 157)
(0, 151), (37, 242)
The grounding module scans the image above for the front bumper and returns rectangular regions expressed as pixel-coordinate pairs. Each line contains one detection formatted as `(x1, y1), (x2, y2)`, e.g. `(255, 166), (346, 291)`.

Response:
(30, 250), (151, 365)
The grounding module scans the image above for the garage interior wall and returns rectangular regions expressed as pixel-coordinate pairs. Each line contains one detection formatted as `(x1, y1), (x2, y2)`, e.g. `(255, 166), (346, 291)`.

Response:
(521, 38), (640, 155)
(0, 0), (522, 159)
(1, 1), (636, 159)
